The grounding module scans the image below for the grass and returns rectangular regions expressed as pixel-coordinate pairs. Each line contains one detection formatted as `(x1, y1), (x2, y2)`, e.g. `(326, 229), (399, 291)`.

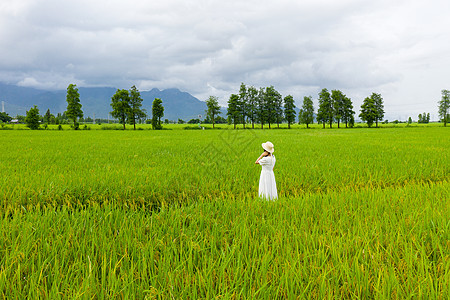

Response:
(0, 126), (449, 298)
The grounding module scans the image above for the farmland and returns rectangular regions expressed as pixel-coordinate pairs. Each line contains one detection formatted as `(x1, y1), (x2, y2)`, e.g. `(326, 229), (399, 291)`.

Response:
(0, 125), (449, 298)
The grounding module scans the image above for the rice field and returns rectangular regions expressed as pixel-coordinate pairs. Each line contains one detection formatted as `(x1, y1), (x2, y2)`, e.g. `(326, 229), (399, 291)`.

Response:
(0, 125), (449, 298)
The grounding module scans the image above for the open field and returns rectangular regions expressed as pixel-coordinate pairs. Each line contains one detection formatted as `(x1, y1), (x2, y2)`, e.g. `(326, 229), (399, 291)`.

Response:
(0, 126), (449, 298)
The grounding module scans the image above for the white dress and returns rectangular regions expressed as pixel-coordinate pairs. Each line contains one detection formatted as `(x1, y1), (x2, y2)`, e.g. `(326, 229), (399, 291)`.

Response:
(258, 155), (278, 200)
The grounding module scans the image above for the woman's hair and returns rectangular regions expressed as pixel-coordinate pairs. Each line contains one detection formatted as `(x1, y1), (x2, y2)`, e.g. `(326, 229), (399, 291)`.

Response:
(264, 150), (271, 155)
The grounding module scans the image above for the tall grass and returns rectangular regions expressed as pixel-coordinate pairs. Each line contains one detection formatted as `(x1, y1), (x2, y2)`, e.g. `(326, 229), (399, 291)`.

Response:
(0, 127), (448, 298)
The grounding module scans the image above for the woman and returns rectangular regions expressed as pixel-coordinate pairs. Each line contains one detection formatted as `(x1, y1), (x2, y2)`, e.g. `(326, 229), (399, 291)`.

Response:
(255, 141), (278, 200)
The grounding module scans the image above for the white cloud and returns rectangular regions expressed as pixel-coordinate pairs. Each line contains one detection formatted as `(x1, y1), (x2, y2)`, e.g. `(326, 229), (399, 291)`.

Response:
(1, 0), (450, 119)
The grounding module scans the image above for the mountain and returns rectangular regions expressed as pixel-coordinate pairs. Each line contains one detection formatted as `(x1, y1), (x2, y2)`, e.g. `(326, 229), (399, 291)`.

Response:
(0, 83), (207, 121)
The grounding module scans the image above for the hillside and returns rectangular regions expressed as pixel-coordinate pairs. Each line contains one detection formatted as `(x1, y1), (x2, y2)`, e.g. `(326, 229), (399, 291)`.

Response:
(0, 83), (208, 121)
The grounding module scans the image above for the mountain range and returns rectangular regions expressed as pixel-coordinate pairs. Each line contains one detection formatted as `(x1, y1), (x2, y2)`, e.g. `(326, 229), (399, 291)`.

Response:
(0, 82), (208, 121)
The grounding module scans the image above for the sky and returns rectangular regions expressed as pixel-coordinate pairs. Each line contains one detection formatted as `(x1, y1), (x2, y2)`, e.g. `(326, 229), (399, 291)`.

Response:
(1, 0), (450, 120)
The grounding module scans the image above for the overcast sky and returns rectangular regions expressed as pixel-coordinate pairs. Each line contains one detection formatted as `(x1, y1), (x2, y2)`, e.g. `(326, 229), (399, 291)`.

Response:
(1, 0), (450, 120)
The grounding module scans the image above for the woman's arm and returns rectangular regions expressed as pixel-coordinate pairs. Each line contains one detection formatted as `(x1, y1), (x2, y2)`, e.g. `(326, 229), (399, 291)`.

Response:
(255, 151), (268, 164)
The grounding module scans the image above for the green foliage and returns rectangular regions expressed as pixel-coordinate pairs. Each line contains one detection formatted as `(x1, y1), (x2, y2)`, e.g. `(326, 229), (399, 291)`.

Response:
(359, 96), (377, 127)
(0, 112), (12, 123)
(438, 89), (450, 126)
(283, 95), (296, 129)
(372, 93), (384, 127)
(331, 90), (345, 127)
(152, 98), (164, 130)
(264, 86), (281, 129)
(256, 88), (266, 129)
(418, 113), (430, 124)
(205, 95), (221, 129)
(227, 94), (240, 129)
(317, 88), (332, 128)
(65, 84), (83, 127)
(177, 118), (185, 124)
(25, 105), (40, 130)
(129, 85), (146, 130)
(246, 86), (258, 128)
(299, 96), (314, 128)
(110, 89), (131, 130)
(238, 83), (248, 128)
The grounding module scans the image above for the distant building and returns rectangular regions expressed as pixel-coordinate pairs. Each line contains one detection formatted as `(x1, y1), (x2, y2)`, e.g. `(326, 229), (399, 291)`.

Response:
(10, 119), (19, 124)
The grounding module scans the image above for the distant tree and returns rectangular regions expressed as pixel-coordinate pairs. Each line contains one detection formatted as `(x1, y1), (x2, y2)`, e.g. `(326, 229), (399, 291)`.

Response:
(0, 112), (12, 123)
(187, 118), (200, 124)
(372, 93), (384, 127)
(247, 86), (258, 128)
(299, 96), (314, 128)
(408, 117), (412, 124)
(44, 109), (52, 124)
(151, 98), (164, 130)
(256, 88), (266, 129)
(317, 88), (332, 128)
(65, 84), (83, 129)
(342, 95), (355, 128)
(227, 94), (240, 129)
(238, 83), (248, 128)
(206, 95), (221, 129)
(111, 89), (131, 130)
(274, 89), (284, 128)
(438, 89), (450, 126)
(418, 113), (423, 123)
(359, 96), (377, 127)
(264, 86), (279, 129)
(426, 113), (430, 123)
(283, 95), (296, 129)
(331, 90), (345, 128)
(25, 105), (40, 130)
(177, 118), (185, 124)
(129, 85), (146, 130)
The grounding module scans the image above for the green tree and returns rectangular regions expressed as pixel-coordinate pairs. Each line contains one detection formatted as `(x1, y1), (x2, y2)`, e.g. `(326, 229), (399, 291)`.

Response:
(111, 89), (131, 130)
(317, 88), (332, 128)
(359, 96), (377, 127)
(438, 89), (449, 126)
(408, 117), (412, 124)
(264, 86), (279, 129)
(247, 86), (258, 129)
(0, 112), (12, 123)
(152, 98), (164, 130)
(65, 84), (83, 129)
(129, 85), (146, 130)
(342, 96), (355, 128)
(256, 88), (266, 129)
(274, 89), (283, 128)
(227, 94), (240, 129)
(206, 95), (221, 129)
(238, 83), (248, 128)
(331, 90), (345, 128)
(372, 93), (384, 127)
(299, 96), (314, 128)
(25, 105), (40, 130)
(44, 109), (52, 124)
(283, 95), (296, 129)
(418, 113), (423, 123)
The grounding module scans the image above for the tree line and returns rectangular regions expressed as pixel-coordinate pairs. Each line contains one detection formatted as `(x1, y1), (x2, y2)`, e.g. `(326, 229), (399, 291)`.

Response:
(205, 84), (450, 128)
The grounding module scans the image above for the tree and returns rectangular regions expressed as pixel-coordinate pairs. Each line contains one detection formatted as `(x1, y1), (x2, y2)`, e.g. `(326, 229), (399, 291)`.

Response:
(299, 96), (314, 128)
(65, 84), (83, 129)
(238, 83), (248, 128)
(438, 89), (450, 126)
(264, 86), (279, 129)
(408, 117), (412, 124)
(0, 112), (12, 123)
(331, 90), (345, 128)
(25, 105), (40, 130)
(247, 86), (258, 129)
(44, 109), (52, 124)
(152, 98), (164, 130)
(372, 93), (384, 127)
(359, 96), (377, 127)
(111, 89), (131, 130)
(283, 95), (296, 129)
(129, 85), (146, 130)
(206, 95), (221, 129)
(178, 118), (185, 124)
(256, 88), (266, 129)
(317, 88), (332, 128)
(342, 96), (355, 128)
(274, 89), (283, 128)
(227, 94), (240, 129)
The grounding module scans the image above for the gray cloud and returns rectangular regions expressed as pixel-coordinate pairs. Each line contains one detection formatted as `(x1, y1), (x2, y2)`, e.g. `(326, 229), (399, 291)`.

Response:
(1, 0), (449, 120)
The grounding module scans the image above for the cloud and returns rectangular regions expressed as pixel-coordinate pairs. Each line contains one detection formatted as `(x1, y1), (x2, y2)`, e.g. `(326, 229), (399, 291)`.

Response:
(0, 0), (449, 119)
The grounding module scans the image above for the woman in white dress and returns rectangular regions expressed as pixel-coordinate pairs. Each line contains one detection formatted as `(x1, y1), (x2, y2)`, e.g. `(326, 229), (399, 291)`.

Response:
(255, 141), (278, 200)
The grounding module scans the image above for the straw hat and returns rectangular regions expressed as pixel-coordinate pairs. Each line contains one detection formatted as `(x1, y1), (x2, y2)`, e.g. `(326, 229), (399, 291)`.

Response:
(262, 141), (274, 153)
